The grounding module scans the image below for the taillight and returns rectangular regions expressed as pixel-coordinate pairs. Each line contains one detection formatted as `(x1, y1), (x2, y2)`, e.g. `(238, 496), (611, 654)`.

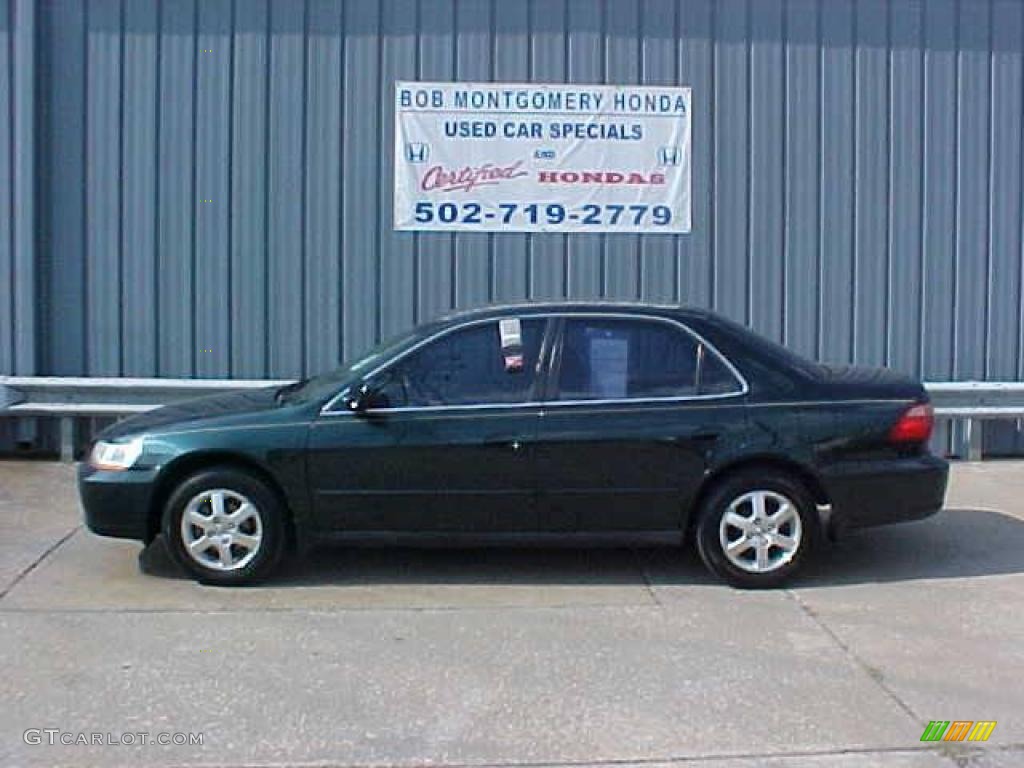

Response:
(889, 403), (934, 444)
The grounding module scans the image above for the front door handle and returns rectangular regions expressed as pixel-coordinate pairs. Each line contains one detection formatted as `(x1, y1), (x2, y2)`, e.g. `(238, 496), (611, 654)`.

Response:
(659, 432), (719, 444)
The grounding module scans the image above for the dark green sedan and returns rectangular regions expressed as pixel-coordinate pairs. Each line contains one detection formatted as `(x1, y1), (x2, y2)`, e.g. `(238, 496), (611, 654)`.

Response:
(79, 302), (948, 588)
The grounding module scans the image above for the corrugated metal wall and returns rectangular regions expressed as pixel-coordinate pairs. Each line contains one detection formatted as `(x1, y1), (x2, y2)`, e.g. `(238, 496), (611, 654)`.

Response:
(1, 0), (36, 447)
(3, 0), (1024, 450)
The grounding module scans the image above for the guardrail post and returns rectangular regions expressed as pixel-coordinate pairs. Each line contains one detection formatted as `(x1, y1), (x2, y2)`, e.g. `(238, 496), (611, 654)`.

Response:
(59, 417), (74, 463)
(966, 418), (983, 462)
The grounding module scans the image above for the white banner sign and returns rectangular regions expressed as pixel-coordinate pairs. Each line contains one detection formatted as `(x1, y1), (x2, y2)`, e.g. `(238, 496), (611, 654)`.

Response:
(394, 81), (691, 234)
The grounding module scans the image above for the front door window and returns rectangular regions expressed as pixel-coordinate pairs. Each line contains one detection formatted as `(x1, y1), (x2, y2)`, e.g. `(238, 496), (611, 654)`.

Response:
(376, 317), (545, 407)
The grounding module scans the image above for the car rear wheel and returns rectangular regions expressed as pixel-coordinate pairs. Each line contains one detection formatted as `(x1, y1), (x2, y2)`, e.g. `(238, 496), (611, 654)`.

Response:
(162, 467), (286, 585)
(695, 471), (820, 588)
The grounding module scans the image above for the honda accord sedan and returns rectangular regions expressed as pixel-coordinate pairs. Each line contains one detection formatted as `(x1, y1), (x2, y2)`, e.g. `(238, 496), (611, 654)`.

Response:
(79, 302), (948, 587)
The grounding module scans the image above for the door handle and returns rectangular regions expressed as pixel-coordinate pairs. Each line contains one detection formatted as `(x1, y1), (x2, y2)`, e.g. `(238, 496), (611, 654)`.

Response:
(483, 439), (524, 452)
(659, 432), (719, 444)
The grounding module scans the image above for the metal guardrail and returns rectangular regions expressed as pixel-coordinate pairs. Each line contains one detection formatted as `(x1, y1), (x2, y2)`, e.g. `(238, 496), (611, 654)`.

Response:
(926, 382), (1024, 461)
(0, 376), (291, 461)
(2, 375), (1023, 462)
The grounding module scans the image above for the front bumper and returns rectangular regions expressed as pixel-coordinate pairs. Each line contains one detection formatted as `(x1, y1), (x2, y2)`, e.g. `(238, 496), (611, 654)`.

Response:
(820, 454), (949, 533)
(78, 462), (159, 541)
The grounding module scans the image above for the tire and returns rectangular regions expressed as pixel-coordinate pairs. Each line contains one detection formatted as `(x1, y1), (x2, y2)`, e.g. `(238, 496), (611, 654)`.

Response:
(162, 466), (286, 585)
(695, 470), (820, 588)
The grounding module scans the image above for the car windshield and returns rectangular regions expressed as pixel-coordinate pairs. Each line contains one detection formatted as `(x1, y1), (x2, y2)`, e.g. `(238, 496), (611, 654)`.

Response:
(277, 321), (443, 405)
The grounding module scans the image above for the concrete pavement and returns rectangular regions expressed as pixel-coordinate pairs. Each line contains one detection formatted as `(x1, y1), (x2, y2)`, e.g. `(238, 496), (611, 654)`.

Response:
(1, 460), (1022, 767)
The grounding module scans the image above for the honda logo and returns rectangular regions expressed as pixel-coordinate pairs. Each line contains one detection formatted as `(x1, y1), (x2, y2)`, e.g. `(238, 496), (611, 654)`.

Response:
(406, 142), (429, 163)
(658, 146), (681, 166)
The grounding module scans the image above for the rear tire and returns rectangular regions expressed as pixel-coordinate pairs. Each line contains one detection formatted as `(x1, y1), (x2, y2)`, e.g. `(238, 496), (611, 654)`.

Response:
(695, 470), (820, 588)
(162, 467), (286, 585)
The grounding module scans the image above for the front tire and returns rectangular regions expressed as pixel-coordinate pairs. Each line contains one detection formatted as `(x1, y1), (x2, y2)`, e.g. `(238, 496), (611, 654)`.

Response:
(162, 467), (286, 585)
(695, 470), (820, 588)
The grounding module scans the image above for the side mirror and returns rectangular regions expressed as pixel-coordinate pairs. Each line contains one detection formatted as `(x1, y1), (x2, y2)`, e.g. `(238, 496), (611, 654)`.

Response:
(345, 382), (389, 414)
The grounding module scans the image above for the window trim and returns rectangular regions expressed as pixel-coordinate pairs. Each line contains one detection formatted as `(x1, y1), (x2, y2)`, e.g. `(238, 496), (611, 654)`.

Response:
(319, 312), (748, 416)
(547, 312), (747, 405)
(320, 315), (554, 415)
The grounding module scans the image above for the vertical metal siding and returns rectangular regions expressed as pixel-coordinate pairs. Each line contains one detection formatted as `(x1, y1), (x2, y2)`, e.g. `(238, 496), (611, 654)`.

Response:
(1, 0), (36, 447)
(0, 0), (1022, 452)
(0, 0), (13, 379)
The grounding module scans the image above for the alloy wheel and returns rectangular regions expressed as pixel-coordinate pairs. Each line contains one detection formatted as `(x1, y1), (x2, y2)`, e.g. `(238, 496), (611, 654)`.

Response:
(179, 489), (264, 572)
(718, 490), (803, 574)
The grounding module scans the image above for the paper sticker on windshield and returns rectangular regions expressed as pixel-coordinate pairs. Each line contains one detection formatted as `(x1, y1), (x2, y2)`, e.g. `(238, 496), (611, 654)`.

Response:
(503, 353), (525, 373)
(498, 318), (522, 349)
(589, 336), (629, 398)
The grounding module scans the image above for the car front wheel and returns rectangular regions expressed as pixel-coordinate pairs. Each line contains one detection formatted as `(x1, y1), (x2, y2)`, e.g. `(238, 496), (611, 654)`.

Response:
(162, 467), (286, 585)
(695, 471), (819, 588)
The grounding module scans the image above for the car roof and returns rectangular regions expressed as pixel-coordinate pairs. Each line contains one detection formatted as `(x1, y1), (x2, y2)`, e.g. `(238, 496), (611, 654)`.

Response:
(434, 301), (712, 325)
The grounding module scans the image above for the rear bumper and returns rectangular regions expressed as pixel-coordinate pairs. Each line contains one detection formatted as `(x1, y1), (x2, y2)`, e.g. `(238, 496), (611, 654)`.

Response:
(820, 454), (949, 533)
(78, 462), (158, 541)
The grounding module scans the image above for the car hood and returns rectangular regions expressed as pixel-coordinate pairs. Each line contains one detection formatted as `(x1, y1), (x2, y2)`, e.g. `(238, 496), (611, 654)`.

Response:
(815, 363), (926, 401)
(98, 387), (283, 440)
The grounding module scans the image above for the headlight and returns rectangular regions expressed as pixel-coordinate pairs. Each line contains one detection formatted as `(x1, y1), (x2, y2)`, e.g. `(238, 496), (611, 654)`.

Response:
(89, 436), (145, 470)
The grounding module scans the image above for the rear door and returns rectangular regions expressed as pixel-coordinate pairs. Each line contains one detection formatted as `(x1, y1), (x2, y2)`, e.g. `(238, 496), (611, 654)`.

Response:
(534, 314), (747, 532)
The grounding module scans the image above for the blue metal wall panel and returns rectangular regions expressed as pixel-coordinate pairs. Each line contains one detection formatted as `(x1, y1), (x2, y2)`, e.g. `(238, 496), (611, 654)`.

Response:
(853, 0), (888, 368)
(155, 0), (196, 377)
(45, 0), (86, 377)
(638, 0), (676, 305)
(1, 0), (37, 447)
(676, 0), (712, 310)
(85, 0), (122, 376)
(955, 0), (992, 383)
(782, 0), (820, 360)
(713, 0), (749, 325)
(453, 0), (492, 310)
(491, 0), (529, 304)
(268, 0), (306, 376)
(229, 0), (269, 378)
(528, 0), (568, 301)
(415, 0), (455, 322)
(989, 0), (1024, 385)
(603, 0), (640, 300)
(749, 0), (783, 341)
(888, 0), (924, 377)
(195, 0), (232, 378)
(0, 0), (1021, 456)
(11, 0), (34, 380)
(921, 0), (958, 383)
(565, 0), (602, 300)
(122, 0), (159, 376)
(819, 0), (855, 364)
(305, 0), (344, 371)
(0, 0), (12, 377)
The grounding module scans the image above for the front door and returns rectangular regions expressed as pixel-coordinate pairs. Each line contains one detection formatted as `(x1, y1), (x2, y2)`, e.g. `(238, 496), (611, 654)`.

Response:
(307, 316), (550, 532)
(534, 315), (746, 532)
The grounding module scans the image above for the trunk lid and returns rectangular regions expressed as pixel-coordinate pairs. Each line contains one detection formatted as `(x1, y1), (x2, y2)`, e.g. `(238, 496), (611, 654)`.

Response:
(815, 363), (927, 402)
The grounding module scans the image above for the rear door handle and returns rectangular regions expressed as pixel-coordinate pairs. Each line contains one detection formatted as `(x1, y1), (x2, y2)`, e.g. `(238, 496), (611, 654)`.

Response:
(483, 439), (524, 452)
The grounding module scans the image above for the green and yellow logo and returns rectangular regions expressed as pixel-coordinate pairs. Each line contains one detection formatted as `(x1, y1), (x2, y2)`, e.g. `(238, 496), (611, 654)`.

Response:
(920, 720), (996, 742)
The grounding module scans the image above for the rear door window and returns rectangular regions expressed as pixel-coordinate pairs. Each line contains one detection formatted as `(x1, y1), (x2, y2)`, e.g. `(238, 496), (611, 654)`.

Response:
(554, 317), (741, 401)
